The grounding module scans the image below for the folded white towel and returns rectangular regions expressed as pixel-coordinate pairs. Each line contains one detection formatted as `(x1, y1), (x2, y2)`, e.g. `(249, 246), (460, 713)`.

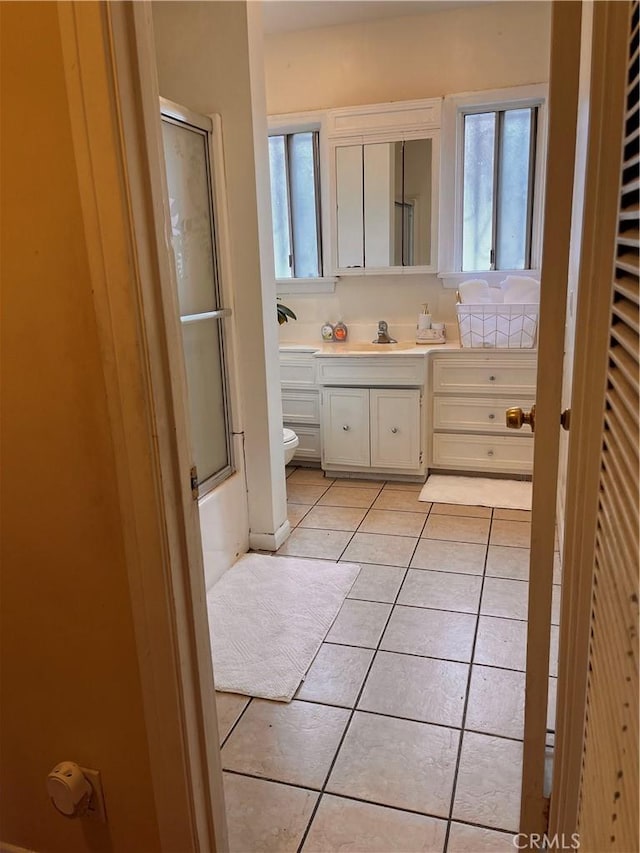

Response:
(488, 286), (504, 303)
(459, 279), (490, 304)
(501, 275), (540, 304)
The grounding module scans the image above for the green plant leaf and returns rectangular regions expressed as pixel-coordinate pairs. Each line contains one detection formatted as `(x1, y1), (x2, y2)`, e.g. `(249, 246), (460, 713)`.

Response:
(277, 302), (297, 324)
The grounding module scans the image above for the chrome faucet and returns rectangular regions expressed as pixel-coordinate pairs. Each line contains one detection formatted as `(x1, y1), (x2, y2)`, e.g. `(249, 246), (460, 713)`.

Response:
(373, 320), (397, 344)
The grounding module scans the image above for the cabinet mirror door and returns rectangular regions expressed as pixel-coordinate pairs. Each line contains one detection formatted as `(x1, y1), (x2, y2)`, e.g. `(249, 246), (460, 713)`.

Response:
(336, 145), (364, 269)
(401, 138), (432, 267)
(336, 138), (433, 270)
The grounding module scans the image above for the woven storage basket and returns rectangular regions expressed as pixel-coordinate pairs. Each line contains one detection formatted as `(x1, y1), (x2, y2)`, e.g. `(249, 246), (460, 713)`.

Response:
(456, 302), (538, 348)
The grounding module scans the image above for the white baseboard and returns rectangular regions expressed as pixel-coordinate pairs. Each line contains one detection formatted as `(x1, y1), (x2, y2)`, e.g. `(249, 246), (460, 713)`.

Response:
(249, 519), (291, 551)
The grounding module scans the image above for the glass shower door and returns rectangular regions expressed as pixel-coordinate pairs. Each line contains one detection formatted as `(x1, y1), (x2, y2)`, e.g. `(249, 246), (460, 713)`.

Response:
(161, 103), (233, 493)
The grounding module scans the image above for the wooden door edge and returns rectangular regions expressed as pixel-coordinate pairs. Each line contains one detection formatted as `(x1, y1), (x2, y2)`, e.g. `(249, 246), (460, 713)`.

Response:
(58, 3), (229, 850)
(520, 0), (583, 838)
(550, 0), (632, 838)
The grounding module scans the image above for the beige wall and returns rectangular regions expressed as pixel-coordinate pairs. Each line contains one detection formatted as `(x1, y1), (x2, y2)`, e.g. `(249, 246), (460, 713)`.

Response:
(152, 0), (288, 547)
(265, 1), (551, 114)
(0, 2), (160, 849)
(276, 276), (460, 344)
(266, 1), (552, 341)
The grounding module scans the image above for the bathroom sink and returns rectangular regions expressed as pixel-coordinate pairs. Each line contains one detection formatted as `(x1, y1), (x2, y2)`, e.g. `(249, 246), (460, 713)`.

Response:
(339, 340), (419, 353)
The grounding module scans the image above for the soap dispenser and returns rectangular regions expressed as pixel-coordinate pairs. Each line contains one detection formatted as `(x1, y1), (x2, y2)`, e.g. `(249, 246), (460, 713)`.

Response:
(321, 323), (335, 341)
(416, 304), (432, 343)
(333, 321), (348, 341)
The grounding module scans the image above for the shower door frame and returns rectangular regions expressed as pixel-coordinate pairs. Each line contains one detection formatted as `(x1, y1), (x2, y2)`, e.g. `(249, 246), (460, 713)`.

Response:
(160, 99), (236, 497)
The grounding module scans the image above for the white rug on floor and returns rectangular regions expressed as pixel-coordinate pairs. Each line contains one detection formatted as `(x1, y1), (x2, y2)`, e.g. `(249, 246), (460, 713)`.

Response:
(419, 474), (532, 510)
(207, 553), (360, 702)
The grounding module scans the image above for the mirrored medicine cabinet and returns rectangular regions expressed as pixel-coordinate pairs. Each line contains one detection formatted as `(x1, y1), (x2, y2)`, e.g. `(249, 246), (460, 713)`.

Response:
(336, 138), (434, 270)
(327, 98), (441, 276)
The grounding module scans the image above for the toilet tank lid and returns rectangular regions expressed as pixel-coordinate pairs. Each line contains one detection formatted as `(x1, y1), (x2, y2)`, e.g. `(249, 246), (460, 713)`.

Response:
(283, 428), (297, 443)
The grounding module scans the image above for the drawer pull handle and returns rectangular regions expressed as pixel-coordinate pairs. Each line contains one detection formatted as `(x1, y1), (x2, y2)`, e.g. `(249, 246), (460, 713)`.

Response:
(488, 413), (496, 420)
(487, 449), (495, 457)
(489, 375), (496, 381)
(390, 427), (398, 434)
(342, 425), (350, 431)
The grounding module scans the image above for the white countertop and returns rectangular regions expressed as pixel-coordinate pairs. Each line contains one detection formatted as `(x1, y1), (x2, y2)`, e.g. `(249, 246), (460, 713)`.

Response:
(279, 340), (465, 356)
(279, 341), (537, 358)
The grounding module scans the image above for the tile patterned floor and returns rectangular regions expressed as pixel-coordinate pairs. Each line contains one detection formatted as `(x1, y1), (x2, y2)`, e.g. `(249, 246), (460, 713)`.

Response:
(217, 467), (561, 853)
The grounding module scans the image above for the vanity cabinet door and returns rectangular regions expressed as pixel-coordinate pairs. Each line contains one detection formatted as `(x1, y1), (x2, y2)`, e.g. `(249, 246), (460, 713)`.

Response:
(370, 388), (421, 470)
(321, 388), (370, 467)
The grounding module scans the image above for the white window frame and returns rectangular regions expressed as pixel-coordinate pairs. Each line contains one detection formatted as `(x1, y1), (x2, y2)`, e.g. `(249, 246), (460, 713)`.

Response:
(438, 84), (548, 288)
(268, 111), (337, 294)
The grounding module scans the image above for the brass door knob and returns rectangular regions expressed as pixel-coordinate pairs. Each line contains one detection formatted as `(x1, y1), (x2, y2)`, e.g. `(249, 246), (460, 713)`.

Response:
(506, 405), (536, 432)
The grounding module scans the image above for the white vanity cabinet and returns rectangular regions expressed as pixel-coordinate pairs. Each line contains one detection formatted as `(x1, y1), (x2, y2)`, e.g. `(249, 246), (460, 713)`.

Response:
(280, 349), (321, 462)
(321, 388), (370, 468)
(282, 346), (535, 477)
(322, 387), (422, 470)
(370, 388), (422, 469)
(317, 355), (426, 477)
(430, 352), (537, 475)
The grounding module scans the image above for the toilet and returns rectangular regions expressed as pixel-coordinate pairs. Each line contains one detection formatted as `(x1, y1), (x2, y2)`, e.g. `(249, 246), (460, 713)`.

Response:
(283, 427), (299, 464)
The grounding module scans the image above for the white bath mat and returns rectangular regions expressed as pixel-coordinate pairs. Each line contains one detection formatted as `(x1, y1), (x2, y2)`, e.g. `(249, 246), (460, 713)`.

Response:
(419, 474), (532, 510)
(207, 553), (360, 702)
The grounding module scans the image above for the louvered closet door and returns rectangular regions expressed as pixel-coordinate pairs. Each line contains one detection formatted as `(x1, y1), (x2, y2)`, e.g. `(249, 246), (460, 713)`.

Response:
(577, 3), (639, 849)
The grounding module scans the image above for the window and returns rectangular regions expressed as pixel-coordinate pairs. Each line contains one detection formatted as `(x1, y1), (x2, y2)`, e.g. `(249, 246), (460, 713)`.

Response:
(462, 107), (538, 272)
(268, 131), (323, 279)
(438, 85), (547, 287)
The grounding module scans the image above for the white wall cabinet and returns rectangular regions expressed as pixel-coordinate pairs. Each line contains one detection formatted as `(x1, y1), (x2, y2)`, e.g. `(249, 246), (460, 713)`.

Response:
(322, 387), (422, 473)
(327, 99), (441, 276)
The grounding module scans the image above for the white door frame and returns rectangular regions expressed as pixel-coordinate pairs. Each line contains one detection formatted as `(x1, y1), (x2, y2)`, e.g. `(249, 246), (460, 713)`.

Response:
(520, 1), (583, 836)
(58, 2), (228, 849)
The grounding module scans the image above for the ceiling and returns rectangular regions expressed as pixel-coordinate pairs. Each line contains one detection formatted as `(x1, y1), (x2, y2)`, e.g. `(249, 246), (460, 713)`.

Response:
(262, 1), (488, 35)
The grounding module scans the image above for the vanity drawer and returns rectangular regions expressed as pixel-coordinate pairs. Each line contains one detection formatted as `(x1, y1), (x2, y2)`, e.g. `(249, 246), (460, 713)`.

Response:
(281, 390), (320, 425)
(432, 358), (537, 395)
(433, 396), (535, 434)
(286, 424), (321, 461)
(432, 432), (533, 473)
(316, 356), (426, 387)
(280, 355), (317, 387)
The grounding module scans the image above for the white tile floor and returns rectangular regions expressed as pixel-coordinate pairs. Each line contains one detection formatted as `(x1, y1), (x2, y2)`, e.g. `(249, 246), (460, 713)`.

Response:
(216, 467), (561, 853)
